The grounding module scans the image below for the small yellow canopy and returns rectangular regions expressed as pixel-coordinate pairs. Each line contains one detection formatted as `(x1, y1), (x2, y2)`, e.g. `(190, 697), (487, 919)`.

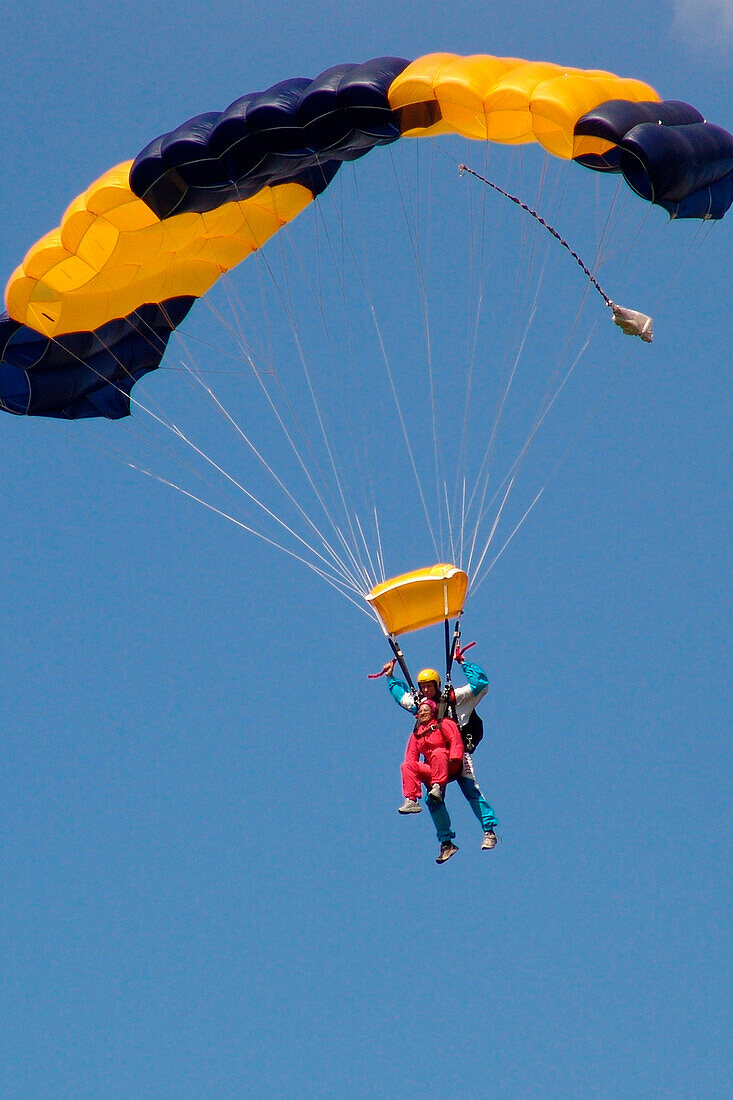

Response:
(366, 563), (469, 636)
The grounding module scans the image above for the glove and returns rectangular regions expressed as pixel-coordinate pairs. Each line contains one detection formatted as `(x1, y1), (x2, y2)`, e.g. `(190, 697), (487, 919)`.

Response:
(454, 641), (475, 664)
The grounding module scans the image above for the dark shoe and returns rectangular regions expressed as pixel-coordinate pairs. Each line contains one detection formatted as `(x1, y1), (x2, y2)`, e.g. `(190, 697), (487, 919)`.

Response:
(436, 841), (459, 864)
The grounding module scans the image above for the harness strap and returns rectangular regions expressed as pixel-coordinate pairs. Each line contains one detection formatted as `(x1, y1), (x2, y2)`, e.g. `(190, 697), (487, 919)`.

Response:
(387, 634), (416, 695)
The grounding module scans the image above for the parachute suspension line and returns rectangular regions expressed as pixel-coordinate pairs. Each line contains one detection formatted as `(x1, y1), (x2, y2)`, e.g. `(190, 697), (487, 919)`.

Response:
(329, 162), (442, 563)
(254, 161), (438, 576)
(133, 375), (366, 592)
(467, 270), (604, 581)
(192, 227), (365, 592)
(267, 163), (433, 580)
(264, 203), (378, 590)
(49, 312), (364, 594)
(351, 510), (383, 590)
(458, 479), (468, 567)
(462, 155), (647, 580)
(256, 202), (374, 589)
(459, 162), (613, 306)
(420, 143), (447, 560)
(583, 185), (654, 343)
(463, 293), (541, 581)
(373, 506), (387, 583)
(654, 217), (716, 317)
(475, 486), (547, 586)
(105, 300), (378, 602)
(365, 280), (442, 564)
(208, 259), (377, 595)
(309, 187), (382, 577)
(459, 163), (653, 343)
(161, 288), (371, 594)
(118, 298), (369, 594)
(430, 139), (532, 567)
(165, 338), (371, 594)
(452, 139), (492, 533)
(471, 153), (574, 496)
(460, 149), (558, 574)
(469, 321), (598, 582)
(450, 140), (538, 550)
(472, 327), (639, 595)
(442, 479), (458, 568)
(225, 220), (379, 594)
(83, 404), (222, 510)
(591, 174), (629, 273)
(253, 164), (429, 580)
(91, 312), (286, 530)
(521, 165), (602, 412)
(387, 142), (445, 558)
(294, 177), (416, 589)
(594, 168), (605, 245)
(130, 464), (374, 611)
(469, 475), (517, 582)
(309, 188), (388, 579)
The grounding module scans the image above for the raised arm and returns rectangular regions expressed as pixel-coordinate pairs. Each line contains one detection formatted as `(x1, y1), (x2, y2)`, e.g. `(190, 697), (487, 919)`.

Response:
(459, 660), (488, 696)
(387, 674), (418, 713)
(380, 659), (418, 713)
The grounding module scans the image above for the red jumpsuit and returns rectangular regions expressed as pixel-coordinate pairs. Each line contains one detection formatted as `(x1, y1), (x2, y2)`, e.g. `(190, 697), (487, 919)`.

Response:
(401, 715), (464, 799)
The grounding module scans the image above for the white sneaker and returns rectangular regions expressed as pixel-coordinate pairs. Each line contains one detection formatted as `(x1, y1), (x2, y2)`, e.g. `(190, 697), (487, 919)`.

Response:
(482, 830), (497, 850)
(427, 783), (443, 803)
(398, 798), (422, 814)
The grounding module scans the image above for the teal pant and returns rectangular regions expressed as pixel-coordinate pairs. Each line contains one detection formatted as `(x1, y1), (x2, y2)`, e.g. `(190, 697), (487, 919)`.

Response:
(429, 774), (498, 843)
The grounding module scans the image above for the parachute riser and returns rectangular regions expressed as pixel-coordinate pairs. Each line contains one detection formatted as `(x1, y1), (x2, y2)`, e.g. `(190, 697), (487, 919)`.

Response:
(444, 617), (461, 684)
(383, 615), (460, 711)
(442, 617), (461, 723)
(387, 635), (417, 696)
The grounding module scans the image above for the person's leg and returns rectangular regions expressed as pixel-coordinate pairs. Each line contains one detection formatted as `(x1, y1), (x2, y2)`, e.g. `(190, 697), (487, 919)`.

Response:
(401, 758), (429, 799)
(456, 773), (498, 830)
(427, 794), (455, 844)
(428, 748), (449, 786)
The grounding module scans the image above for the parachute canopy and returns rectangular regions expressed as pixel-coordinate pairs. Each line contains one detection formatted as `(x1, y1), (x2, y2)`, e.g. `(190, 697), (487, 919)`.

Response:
(366, 564), (469, 636)
(1, 51), (731, 420)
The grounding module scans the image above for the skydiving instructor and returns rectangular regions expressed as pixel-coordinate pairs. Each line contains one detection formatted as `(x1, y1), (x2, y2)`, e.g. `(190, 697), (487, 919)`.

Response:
(383, 647), (499, 862)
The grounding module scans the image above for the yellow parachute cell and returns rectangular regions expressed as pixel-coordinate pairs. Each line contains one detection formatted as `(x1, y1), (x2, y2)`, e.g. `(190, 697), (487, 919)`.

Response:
(3, 52), (728, 426)
(6, 171), (314, 338)
(389, 54), (659, 156)
(5, 54), (666, 340)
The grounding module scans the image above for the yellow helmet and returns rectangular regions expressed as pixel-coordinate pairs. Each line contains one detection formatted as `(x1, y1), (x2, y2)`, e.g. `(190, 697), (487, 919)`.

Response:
(417, 668), (441, 690)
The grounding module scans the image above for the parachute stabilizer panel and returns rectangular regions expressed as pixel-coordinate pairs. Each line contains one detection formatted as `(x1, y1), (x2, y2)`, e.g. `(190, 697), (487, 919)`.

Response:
(366, 564), (469, 636)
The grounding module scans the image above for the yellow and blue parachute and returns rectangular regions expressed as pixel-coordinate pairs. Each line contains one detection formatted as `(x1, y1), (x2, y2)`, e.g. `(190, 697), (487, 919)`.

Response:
(1, 52), (731, 420)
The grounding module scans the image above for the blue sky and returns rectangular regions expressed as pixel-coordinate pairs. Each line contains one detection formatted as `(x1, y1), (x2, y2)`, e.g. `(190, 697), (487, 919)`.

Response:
(1, 2), (731, 1097)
